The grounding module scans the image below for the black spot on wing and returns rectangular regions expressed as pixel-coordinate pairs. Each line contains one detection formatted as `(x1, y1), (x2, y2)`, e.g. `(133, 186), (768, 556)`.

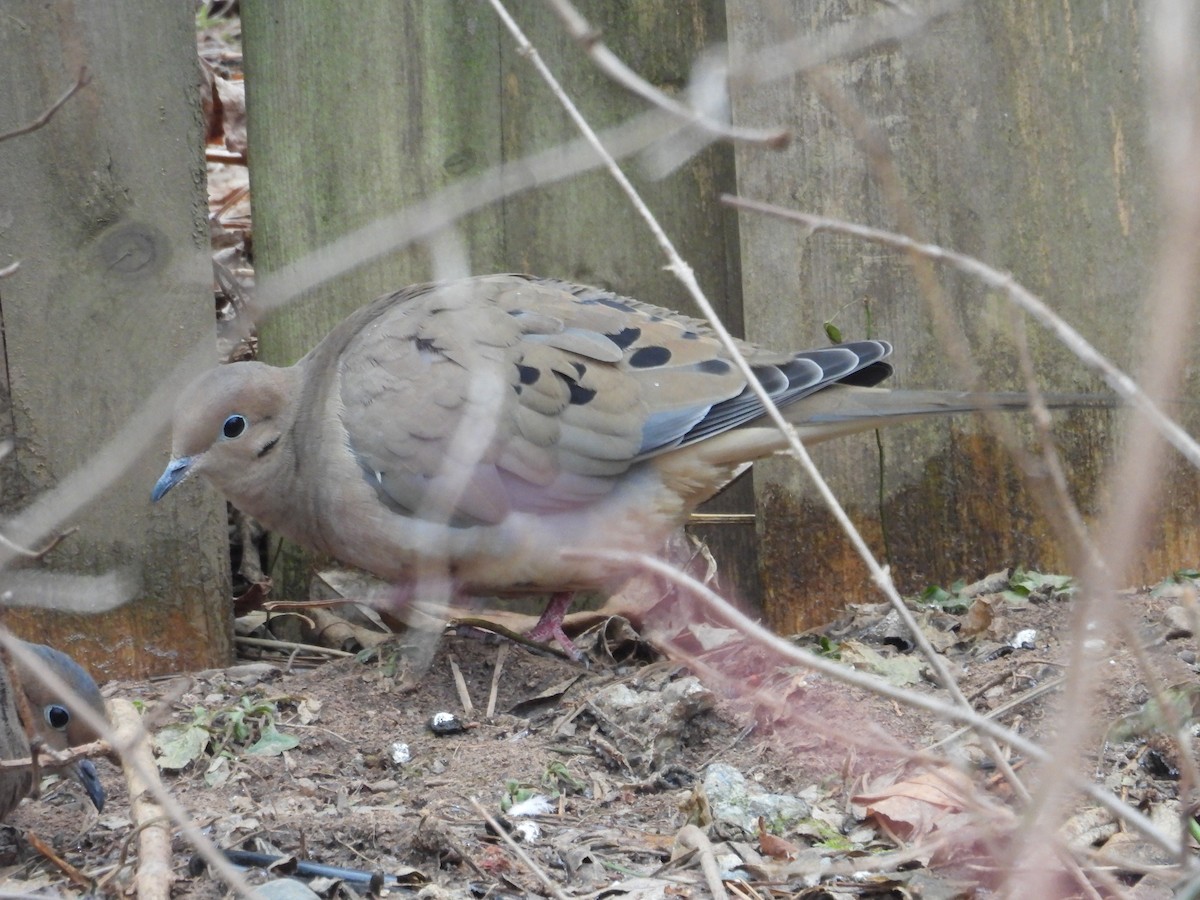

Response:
(517, 364), (540, 385)
(629, 345), (672, 368)
(568, 382), (597, 405)
(572, 361), (587, 378)
(554, 369), (598, 406)
(606, 326), (641, 350)
(696, 358), (731, 375)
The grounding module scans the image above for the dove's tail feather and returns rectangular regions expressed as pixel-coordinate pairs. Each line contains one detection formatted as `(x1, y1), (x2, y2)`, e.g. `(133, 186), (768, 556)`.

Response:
(790, 385), (1115, 441)
(686, 384), (1115, 469)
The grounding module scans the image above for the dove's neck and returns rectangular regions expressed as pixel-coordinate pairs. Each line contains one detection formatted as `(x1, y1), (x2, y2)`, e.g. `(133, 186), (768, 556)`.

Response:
(219, 366), (311, 532)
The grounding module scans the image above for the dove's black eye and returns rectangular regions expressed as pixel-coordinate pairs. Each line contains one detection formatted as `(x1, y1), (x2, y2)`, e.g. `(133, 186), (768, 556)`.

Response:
(44, 704), (69, 731)
(222, 415), (247, 439)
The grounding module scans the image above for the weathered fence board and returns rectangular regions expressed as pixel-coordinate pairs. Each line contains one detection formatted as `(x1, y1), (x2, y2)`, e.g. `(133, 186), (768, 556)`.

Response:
(0, 2), (231, 677)
(728, 0), (1197, 630)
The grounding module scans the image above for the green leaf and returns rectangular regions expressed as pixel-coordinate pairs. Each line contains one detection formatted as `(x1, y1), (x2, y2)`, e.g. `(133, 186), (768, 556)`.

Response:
(1006, 568), (1075, 601)
(154, 724), (211, 770)
(815, 635), (841, 659)
(920, 585), (952, 605)
(918, 583), (969, 612)
(204, 755), (231, 788)
(823, 321), (843, 343)
(838, 641), (922, 686)
(543, 760), (584, 794)
(246, 723), (300, 756)
(1151, 568), (1200, 596)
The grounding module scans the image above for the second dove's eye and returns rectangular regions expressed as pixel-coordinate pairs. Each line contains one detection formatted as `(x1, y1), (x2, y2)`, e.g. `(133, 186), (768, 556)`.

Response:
(222, 415), (247, 439)
(44, 704), (69, 730)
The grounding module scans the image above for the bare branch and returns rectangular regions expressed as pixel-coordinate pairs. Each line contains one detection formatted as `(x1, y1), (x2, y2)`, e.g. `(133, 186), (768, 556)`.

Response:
(0, 68), (91, 144)
(722, 194), (1200, 471)
(542, 0), (789, 149)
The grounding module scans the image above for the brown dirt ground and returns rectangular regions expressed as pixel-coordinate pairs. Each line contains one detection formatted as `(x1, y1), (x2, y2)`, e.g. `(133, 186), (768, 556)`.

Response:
(0, 572), (1196, 897)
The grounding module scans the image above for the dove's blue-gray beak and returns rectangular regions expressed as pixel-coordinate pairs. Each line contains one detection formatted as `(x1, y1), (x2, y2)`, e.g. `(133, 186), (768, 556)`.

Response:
(72, 758), (105, 812)
(151, 456), (195, 502)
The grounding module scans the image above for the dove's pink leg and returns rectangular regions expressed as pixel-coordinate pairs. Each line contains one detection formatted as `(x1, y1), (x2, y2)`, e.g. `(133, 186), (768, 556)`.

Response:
(525, 592), (581, 660)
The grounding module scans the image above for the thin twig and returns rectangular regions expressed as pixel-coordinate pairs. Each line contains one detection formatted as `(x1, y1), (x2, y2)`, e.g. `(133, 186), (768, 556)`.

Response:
(25, 829), (93, 890)
(234, 635), (355, 659)
(722, 195), (1200, 470)
(448, 656), (474, 717)
(1010, 310), (1098, 567)
(542, 0), (788, 148)
(926, 676), (1066, 751)
(0, 525), (78, 561)
(0, 737), (111, 771)
(486, 643), (508, 719)
(0, 67), (91, 143)
(468, 796), (568, 899)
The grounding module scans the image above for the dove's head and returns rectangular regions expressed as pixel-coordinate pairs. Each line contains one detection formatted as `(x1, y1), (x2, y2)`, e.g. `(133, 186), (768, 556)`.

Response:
(152, 362), (298, 505)
(14, 642), (107, 811)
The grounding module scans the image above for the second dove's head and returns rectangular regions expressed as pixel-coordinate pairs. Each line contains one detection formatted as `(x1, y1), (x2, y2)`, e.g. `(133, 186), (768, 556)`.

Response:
(15, 642), (108, 811)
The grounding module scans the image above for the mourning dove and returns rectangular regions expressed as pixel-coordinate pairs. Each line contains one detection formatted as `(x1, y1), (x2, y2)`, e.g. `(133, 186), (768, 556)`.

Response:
(153, 274), (1089, 657)
(0, 640), (107, 818)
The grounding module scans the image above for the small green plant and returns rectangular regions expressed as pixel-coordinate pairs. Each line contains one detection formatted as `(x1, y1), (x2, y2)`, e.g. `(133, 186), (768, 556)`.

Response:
(917, 580), (969, 612)
(1150, 568), (1200, 596)
(542, 760), (586, 795)
(154, 694), (300, 779)
(1003, 568), (1075, 603)
(500, 780), (543, 811)
(813, 635), (841, 659)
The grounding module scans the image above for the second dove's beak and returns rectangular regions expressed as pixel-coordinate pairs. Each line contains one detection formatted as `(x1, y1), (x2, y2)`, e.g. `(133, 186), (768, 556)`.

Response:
(151, 456), (195, 501)
(72, 758), (105, 812)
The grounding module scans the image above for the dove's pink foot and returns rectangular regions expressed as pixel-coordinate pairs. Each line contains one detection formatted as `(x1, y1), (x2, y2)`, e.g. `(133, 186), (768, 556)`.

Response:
(526, 592), (582, 660)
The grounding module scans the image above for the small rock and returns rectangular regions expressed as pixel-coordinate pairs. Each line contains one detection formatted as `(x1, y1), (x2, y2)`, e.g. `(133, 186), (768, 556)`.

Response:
(1009, 628), (1037, 650)
(428, 712), (465, 735)
(591, 676), (715, 769)
(702, 763), (810, 836)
